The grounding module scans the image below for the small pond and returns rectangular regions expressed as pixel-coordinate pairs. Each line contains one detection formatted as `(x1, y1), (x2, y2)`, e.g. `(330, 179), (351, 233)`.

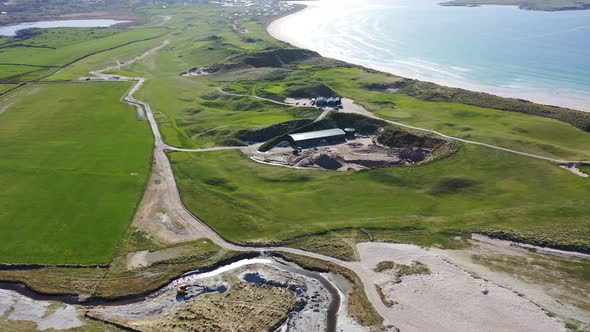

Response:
(0, 19), (130, 36)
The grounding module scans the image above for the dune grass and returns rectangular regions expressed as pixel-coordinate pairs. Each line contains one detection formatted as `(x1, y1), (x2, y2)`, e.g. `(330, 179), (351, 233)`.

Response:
(0, 82), (152, 264)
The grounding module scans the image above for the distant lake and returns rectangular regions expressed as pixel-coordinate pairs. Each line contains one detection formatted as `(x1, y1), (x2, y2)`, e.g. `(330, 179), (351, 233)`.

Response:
(269, 0), (590, 111)
(0, 19), (130, 37)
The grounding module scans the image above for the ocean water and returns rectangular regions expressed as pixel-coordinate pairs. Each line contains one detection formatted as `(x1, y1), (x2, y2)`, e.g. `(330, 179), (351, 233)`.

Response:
(0, 19), (130, 37)
(268, 0), (590, 111)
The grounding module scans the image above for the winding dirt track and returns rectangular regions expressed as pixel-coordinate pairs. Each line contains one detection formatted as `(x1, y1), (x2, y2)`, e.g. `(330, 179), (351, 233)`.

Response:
(91, 41), (403, 328)
(91, 41), (587, 329)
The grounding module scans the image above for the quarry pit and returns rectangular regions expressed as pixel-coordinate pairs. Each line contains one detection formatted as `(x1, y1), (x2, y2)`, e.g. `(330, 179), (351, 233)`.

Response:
(250, 133), (440, 171)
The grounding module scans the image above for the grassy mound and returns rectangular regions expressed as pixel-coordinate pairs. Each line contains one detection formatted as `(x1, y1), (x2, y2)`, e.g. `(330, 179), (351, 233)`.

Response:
(210, 47), (319, 73)
(236, 47), (319, 68)
(211, 67), (289, 82)
(206, 47), (321, 83)
(237, 119), (314, 143)
(286, 83), (337, 98)
(377, 127), (449, 150)
(377, 127), (460, 164)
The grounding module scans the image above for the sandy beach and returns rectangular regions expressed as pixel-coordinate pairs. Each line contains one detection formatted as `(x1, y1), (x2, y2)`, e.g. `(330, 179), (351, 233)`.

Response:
(348, 241), (580, 332)
(267, 0), (590, 112)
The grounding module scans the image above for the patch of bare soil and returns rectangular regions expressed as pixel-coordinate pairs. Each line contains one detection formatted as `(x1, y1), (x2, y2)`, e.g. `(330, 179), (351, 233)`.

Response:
(253, 136), (432, 171)
(284, 97), (313, 106)
(182, 67), (210, 77)
(125, 244), (200, 270)
(130, 153), (205, 246)
(0, 290), (83, 331)
(560, 163), (589, 177)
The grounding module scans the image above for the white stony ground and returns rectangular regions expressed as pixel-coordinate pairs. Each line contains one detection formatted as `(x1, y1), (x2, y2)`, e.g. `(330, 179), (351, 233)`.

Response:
(90, 263), (335, 331)
(0, 290), (83, 331)
(351, 242), (567, 332)
(436, 235), (590, 328)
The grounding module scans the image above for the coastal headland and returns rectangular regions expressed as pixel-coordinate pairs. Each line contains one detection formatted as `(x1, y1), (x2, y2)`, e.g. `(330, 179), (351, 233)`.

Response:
(0, 0), (589, 331)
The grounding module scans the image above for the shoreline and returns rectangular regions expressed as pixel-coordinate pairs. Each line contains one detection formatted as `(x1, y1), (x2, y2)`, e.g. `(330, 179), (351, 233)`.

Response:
(439, 1), (590, 12)
(267, 1), (590, 113)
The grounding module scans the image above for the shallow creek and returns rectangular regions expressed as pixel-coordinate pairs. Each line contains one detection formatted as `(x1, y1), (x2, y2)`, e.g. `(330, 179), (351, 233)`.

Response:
(0, 256), (341, 331)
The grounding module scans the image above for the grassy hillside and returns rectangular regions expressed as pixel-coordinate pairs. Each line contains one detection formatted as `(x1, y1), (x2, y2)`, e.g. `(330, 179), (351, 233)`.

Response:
(170, 147), (590, 252)
(440, 0), (590, 11)
(103, 5), (590, 162)
(1, 1), (587, 266)
(87, 3), (589, 254)
(120, 6), (318, 149)
(0, 82), (152, 264)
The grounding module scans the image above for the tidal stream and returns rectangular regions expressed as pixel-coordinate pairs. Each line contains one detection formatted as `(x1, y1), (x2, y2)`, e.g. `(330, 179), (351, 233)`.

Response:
(0, 255), (341, 331)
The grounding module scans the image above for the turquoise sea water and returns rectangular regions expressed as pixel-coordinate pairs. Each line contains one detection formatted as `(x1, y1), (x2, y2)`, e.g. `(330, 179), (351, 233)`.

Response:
(269, 0), (590, 110)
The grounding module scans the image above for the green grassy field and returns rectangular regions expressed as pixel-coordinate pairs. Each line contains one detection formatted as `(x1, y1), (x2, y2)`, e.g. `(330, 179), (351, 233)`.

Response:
(49, 33), (168, 81)
(0, 83), (18, 94)
(1, 1), (588, 265)
(0, 27), (166, 82)
(0, 82), (152, 264)
(170, 146), (590, 251)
